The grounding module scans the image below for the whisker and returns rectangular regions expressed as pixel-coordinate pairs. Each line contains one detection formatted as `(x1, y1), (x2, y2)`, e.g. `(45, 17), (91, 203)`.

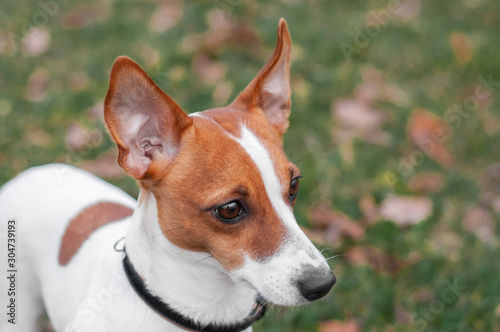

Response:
(185, 255), (214, 270)
(320, 247), (333, 255)
(326, 253), (344, 262)
(140, 226), (185, 246)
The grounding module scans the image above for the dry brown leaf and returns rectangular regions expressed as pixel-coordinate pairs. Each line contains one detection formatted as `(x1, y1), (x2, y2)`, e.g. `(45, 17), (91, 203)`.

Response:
(413, 287), (434, 302)
(332, 66), (390, 146)
(309, 203), (365, 244)
(213, 81), (233, 105)
(359, 195), (379, 225)
(87, 102), (104, 120)
(80, 150), (126, 179)
(319, 319), (360, 332)
(382, 85), (410, 106)
(0, 33), (17, 55)
(408, 172), (445, 193)
(205, 11), (259, 53)
(180, 11), (260, 57)
(463, 206), (496, 244)
(301, 227), (328, 245)
(69, 71), (89, 91)
(148, 0), (183, 33)
(27, 129), (51, 146)
(450, 33), (473, 64)
(480, 111), (500, 136)
(393, 0), (421, 23)
(25, 68), (49, 102)
(394, 304), (412, 325)
(65, 124), (103, 151)
(429, 229), (463, 261)
(379, 195), (432, 226)
(407, 109), (453, 168)
(140, 45), (160, 67)
(21, 28), (50, 57)
(345, 246), (406, 275)
(192, 55), (227, 85)
(332, 98), (385, 131)
(63, 5), (110, 30)
(354, 66), (383, 104)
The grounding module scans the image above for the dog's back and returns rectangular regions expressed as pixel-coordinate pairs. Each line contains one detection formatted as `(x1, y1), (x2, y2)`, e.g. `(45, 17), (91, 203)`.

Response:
(0, 163), (135, 331)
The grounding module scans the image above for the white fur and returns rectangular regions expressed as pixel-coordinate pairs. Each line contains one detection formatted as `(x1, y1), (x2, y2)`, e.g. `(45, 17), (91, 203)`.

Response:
(231, 127), (330, 306)
(0, 164), (254, 332)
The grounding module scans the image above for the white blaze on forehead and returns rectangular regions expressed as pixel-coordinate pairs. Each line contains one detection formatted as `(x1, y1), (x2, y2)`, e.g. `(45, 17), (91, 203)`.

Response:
(232, 127), (324, 262)
(232, 127), (293, 227)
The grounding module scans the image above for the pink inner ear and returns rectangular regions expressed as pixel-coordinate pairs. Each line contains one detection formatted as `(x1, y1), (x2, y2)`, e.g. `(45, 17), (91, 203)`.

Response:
(104, 56), (192, 180)
(230, 19), (292, 136)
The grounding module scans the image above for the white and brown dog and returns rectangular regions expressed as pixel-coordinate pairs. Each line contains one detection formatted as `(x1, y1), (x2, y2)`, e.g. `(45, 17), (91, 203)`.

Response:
(0, 19), (335, 332)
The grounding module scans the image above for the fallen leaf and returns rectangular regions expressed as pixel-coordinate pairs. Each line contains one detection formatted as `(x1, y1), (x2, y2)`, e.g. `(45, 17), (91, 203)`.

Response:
(332, 67), (390, 146)
(354, 66), (383, 105)
(69, 71), (89, 91)
(463, 206), (495, 244)
(62, 5), (110, 30)
(21, 28), (50, 57)
(0, 33), (18, 55)
(480, 111), (500, 136)
(25, 68), (50, 102)
(180, 11), (260, 57)
(26, 128), (51, 146)
(413, 287), (434, 302)
(407, 109), (453, 168)
(309, 203), (365, 244)
(345, 246), (406, 275)
(393, 0), (421, 23)
(382, 85), (410, 106)
(359, 195), (379, 225)
(408, 172), (445, 193)
(450, 33), (473, 64)
(394, 304), (412, 325)
(140, 45), (160, 67)
(332, 98), (385, 131)
(192, 54), (227, 84)
(213, 81), (233, 105)
(429, 229), (463, 261)
(301, 227), (328, 245)
(80, 149), (126, 179)
(148, 0), (183, 33)
(205, 10), (259, 53)
(319, 319), (360, 332)
(379, 195), (432, 226)
(87, 102), (104, 120)
(65, 124), (102, 151)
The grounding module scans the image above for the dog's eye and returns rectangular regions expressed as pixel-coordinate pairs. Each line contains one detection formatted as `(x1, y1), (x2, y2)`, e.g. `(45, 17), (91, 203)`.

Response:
(289, 177), (300, 203)
(215, 201), (245, 223)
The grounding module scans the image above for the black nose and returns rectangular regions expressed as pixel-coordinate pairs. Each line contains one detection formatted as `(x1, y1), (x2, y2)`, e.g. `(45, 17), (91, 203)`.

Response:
(297, 267), (336, 302)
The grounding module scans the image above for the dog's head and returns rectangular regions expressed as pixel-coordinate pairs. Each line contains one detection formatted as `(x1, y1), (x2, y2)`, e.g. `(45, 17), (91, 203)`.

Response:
(104, 19), (335, 306)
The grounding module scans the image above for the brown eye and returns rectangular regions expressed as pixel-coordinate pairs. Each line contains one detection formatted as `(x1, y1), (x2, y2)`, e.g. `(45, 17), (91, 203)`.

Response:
(215, 201), (244, 223)
(289, 177), (300, 202)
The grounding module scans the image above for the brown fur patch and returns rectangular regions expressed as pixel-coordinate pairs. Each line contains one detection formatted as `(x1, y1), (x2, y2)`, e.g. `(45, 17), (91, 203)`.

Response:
(59, 202), (133, 266)
(149, 110), (292, 271)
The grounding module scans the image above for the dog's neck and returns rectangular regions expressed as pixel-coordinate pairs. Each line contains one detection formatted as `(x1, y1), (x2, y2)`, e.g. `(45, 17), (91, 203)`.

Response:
(125, 190), (257, 327)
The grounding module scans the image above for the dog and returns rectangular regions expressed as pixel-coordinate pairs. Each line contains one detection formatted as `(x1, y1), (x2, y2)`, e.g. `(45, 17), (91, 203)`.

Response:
(0, 18), (335, 332)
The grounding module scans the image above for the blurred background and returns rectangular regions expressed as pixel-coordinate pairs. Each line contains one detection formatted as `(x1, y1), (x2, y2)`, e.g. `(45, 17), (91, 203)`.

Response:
(1, 0), (499, 331)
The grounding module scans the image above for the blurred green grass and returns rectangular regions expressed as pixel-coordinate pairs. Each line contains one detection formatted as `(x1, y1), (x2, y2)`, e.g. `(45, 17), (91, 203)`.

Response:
(1, 0), (500, 331)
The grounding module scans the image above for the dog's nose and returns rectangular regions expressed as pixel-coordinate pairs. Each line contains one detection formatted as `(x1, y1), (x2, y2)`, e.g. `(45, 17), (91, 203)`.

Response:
(297, 267), (336, 301)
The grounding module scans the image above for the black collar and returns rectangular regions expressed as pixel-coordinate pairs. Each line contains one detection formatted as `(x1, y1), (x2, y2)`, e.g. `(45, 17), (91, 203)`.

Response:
(122, 254), (267, 332)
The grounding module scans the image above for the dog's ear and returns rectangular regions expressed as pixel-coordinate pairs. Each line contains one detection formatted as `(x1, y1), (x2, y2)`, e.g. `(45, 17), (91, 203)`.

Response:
(231, 18), (292, 137)
(104, 56), (193, 180)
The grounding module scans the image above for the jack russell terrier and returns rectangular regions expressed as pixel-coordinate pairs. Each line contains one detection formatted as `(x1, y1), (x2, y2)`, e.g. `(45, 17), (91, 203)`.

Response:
(0, 18), (336, 332)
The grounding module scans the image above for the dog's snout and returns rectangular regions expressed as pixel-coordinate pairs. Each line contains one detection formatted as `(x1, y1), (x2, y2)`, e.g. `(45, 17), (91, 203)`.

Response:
(297, 267), (336, 302)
